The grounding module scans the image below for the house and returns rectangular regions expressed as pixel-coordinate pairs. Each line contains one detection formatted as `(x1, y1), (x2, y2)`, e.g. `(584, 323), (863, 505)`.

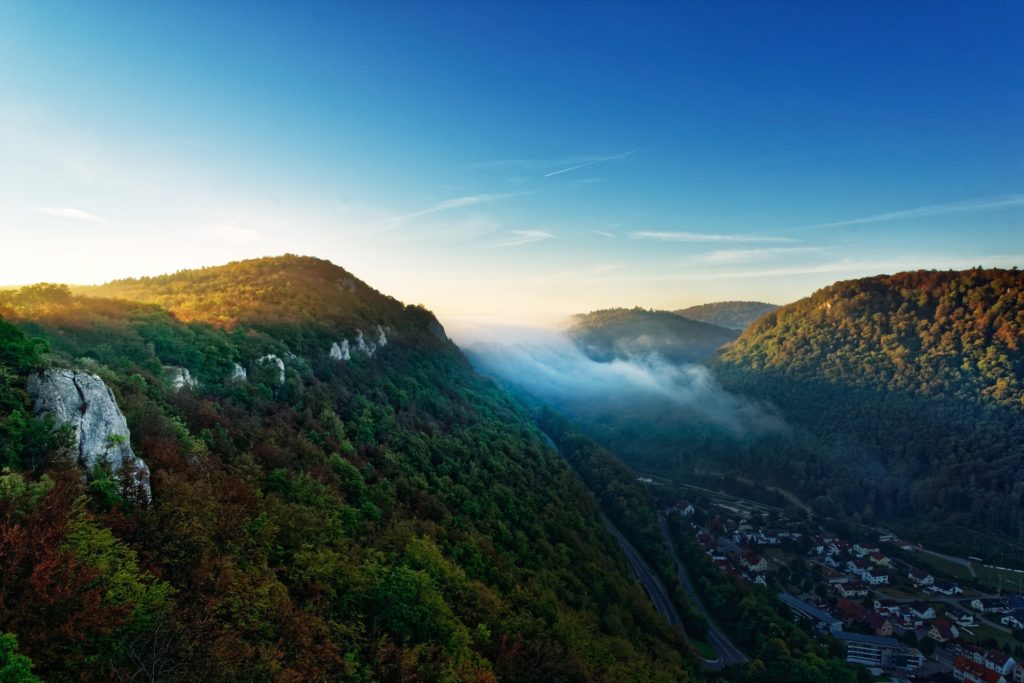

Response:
(741, 549), (768, 573)
(836, 631), (923, 671)
(874, 598), (899, 616)
(835, 581), (869, 598)
(979, 650), (1016, 677)
(674, 500), (695, 516)
(869, 551), (891, 567)
(930, 579), (964, 596)
(864, 612), (894, 637)
(908, 601), (936, 621)
(973, 598), (1009, 614)
(898, 541), (919, 552)
(929, 618), (960, 643)
(865, 569), (890, 585)
(908, 568), (935, 586)
(778, 592), (843, 634)
(853, 542), (879, 557)
(836, 598), (870, 623)
(955, 656), (1008, 683)
(1012, 663), (1023, 683)
(946, 605), (975, 627)
(1001, 611), (1024, 629)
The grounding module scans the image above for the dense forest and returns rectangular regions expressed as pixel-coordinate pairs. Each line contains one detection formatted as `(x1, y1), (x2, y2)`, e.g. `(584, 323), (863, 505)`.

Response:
(714, 269), (1024, 561)
(0, 256), (699, 682)
(569, 309), (738, 364)
(674, 303), (779, 332)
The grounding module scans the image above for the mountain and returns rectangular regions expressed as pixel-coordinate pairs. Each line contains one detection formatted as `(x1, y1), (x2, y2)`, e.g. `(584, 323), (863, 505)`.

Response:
(674, 302), (778, 331)
(0, 256), (695, 681)
(569, 308), (739, 364)
(714, 268), (1024, 561)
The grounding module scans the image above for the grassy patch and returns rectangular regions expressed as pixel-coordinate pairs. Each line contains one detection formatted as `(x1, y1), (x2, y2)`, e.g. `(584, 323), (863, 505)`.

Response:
(689, 637), (718, 661)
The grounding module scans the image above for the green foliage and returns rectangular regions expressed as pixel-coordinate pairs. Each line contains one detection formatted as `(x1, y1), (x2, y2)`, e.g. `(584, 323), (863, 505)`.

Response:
(675, 301), (779, 331)
(715, 268), (1024, 559)
(0, 632), (41, 683)
(0, 257), (699, 681)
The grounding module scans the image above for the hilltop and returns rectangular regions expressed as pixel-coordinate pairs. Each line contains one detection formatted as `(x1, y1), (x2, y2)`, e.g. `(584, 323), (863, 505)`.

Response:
(569, 307), (739, 364)
(675, 301), (778, 331)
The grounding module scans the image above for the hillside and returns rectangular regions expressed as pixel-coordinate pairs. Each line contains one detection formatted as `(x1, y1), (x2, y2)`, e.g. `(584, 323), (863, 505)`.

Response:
(569, 308), (738, 364)
(675, 302), (778, 331)
(714, 268), (1024, 560)
(0, 256), (696, 682)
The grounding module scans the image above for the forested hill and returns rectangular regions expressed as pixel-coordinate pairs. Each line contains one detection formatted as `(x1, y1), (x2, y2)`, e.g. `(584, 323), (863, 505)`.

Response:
(714, 268), (1024, 560)
(719, 269), (1024, 407)
(569, 308), (738, 364)
(0, 256), (696, 681)
(675, 302), (778, 331)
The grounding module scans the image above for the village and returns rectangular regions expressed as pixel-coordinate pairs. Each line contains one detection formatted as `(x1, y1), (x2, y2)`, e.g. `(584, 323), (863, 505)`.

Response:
(668, 486), (1024, 682)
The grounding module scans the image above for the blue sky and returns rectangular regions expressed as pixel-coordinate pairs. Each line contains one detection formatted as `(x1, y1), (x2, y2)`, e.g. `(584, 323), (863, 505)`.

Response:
(1, 2), (1022, 325)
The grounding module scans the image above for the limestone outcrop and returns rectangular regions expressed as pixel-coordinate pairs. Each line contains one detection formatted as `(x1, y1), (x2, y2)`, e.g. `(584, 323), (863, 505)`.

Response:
(27, 369), (151, 499)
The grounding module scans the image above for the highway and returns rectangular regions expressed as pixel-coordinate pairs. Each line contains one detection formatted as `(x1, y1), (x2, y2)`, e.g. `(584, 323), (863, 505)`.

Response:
(602, 516), (683, 629)
(658, 513), (749, 670)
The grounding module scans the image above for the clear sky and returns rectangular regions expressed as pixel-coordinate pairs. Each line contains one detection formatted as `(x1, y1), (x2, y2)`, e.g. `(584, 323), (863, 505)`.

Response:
(2, 2), (1022, 327)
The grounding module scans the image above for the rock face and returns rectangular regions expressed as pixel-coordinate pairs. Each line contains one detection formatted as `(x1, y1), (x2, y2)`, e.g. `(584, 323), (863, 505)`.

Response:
(27, 369), (151, 500)
(256, 354), (285, 384)
(163, 366), (197, 391)
(228, 363), (247, 383)
(330, 340), (351, 361)
(330, 325), (388, 362)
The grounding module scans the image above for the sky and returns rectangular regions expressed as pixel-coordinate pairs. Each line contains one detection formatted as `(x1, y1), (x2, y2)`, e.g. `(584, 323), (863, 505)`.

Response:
(1, 2), (1022, 328)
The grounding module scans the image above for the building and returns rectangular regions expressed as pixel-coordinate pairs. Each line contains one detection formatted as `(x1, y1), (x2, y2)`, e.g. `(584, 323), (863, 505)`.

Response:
(1001, 611), (1024, 629)
(929, 618), (960, 643)
(946, 605), (976, 627)
(908, 601), (937, 621)
(954, 655), (1008, 683)
(778, 592), (843, 634)
(835, 581), (869, 598)
(741, 549), (768, 573)
(835, 631), (924, 671)
(972, 598), (1009, 614)
(909, 568), (935, 586)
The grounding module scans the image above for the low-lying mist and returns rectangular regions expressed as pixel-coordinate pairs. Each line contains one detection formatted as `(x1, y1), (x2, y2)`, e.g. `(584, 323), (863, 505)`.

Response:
(455, 322), (787, 470)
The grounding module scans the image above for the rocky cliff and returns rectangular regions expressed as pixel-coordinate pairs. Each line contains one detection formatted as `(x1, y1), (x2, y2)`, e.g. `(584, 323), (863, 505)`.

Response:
(27, 368), (151, 499)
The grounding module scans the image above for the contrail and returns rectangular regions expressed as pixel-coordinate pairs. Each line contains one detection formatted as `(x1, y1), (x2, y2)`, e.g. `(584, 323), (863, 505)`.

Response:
(543, 149), (642, 177)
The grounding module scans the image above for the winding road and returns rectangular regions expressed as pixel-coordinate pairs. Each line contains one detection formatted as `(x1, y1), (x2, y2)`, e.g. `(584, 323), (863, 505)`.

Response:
(601, 517), (683, 629)
(658, 513), (749, 670)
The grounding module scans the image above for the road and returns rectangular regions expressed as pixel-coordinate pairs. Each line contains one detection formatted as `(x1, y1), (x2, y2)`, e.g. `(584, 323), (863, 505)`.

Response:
(658, 513), (749, 670)
(601, 517), (683, 629)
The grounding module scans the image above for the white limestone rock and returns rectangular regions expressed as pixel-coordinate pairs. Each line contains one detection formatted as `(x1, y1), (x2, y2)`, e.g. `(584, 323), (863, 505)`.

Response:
(228, 363), (247, 383)
(256, 354), (286, 384)
(330, 339), (351, 361)
(27, 369), (151, 500)
(163, 366), (197, 392)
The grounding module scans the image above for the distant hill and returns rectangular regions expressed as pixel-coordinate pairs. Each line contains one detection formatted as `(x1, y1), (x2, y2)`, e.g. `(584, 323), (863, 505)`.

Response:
(675, 301), (778, 330)
(569, 307), (739, 364)
(714, 268), (1024, 561)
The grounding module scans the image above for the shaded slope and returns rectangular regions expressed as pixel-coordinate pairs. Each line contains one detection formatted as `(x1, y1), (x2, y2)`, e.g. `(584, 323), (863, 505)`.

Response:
(675, 301), (778, 331)
(569, 308), (738, 364)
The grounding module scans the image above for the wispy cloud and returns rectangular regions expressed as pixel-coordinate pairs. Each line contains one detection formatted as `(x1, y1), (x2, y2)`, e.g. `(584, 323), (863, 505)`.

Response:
(364, 193), (520, 231)
(493, 230), (554, 248)
(630, 230), (797, 244)
(30, 206), (106, 223)
(699, 246), (825, 263)
(594, 230), (617, 238)
(543, 149), (641, 177)
(797, 194), (1024, 231)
